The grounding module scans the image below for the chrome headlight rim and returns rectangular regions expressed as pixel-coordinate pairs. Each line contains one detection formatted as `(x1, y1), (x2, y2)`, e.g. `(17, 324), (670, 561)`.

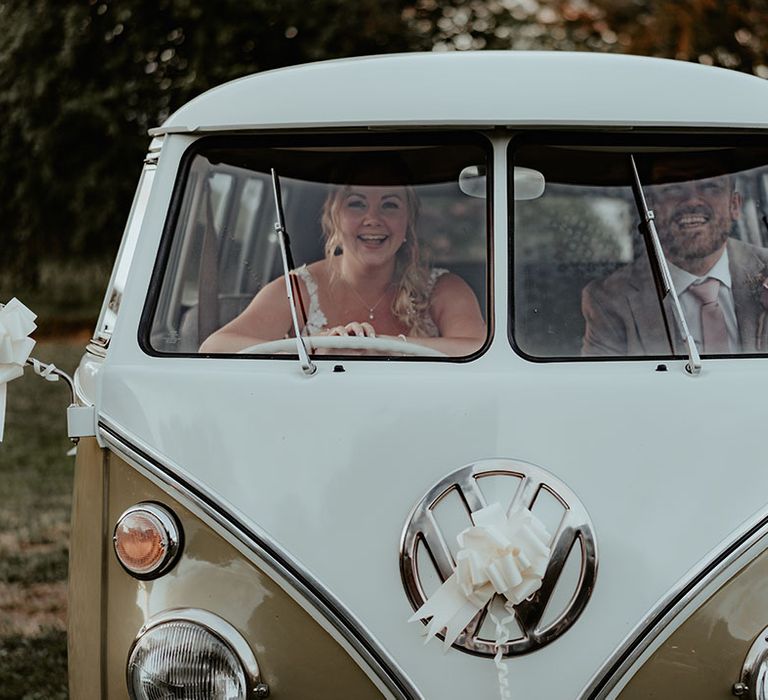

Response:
(113, 501), (183, 580)
(735, 625), (768, 699)
(126, 607), (266, 700)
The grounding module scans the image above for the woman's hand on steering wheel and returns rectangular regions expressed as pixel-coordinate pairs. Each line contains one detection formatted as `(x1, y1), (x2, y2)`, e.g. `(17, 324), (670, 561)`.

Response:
(320, 321), (376, 338)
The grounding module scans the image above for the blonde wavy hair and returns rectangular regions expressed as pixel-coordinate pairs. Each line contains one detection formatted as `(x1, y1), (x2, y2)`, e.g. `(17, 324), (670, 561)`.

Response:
(321, 180), (434, 337)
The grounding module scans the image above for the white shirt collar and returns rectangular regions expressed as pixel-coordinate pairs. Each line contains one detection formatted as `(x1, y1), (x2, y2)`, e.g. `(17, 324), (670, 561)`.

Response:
(668, 246), (732, 293)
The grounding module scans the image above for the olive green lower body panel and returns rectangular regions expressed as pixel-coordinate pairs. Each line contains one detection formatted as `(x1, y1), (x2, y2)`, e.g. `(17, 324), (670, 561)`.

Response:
(68, 439), (386, 699)
(68, 437), (106, 699)
(619, 551), (768, 699)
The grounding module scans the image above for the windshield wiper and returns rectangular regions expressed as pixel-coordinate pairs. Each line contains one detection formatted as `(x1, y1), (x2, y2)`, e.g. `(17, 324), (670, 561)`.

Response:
(628, 155), (701, 376)
(270, 168), (316, 376)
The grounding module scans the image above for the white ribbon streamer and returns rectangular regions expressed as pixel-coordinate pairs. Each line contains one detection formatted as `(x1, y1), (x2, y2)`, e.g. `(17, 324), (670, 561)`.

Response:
(409, 503), (552, 698)
(488, 608), (516, 700)
(29, 358), (60, 382)
(0, 299), (37, 441)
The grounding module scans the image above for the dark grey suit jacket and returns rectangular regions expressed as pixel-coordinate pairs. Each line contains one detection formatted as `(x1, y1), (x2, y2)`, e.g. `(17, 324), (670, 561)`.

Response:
(581, 238), (768, 356)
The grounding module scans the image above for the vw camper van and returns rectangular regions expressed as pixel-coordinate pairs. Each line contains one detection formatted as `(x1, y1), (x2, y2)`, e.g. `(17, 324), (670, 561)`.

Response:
(27, 52), (768, 698)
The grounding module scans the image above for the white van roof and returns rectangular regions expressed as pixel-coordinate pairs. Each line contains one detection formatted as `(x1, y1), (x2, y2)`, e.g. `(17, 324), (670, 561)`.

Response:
(151, 51), (768, 135)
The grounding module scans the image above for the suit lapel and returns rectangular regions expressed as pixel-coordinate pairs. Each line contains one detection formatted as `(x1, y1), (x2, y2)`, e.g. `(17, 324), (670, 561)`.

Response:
(624, 240), (768, 355)
(626, 259), (679, 354)
(728, 239), (768, 352)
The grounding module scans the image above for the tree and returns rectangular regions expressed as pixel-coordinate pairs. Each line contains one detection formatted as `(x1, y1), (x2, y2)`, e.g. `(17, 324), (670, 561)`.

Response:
(0, 0), (414, 284)
(403, 0), (768, 76)
(3, 0), (767, 287)
(591, 0), (768, 76)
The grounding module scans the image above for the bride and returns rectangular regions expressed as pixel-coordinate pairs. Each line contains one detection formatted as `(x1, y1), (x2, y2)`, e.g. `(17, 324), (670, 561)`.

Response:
(200, 168), (486, 357)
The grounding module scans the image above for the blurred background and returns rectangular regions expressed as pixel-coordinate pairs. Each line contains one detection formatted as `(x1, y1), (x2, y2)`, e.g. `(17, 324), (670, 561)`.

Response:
(0, 1), (766, 696)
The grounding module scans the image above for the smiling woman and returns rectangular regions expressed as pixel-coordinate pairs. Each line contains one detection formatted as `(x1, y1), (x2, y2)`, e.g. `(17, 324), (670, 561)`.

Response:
(150, 137), (490, 359)
(198, 151), (487, 357)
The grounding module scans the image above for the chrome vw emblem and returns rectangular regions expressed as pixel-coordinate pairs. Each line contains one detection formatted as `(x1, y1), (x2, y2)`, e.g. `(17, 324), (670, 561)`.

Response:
(400, 459), (598, 657)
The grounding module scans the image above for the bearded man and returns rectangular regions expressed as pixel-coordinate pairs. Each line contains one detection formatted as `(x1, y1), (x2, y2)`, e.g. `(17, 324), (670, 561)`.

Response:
(581, 164), (768, 356)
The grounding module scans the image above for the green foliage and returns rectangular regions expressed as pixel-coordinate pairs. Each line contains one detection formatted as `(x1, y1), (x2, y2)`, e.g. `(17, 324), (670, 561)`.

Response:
(0, 0), (414, 286)
(0, 260), (110, 332)
(589, 0), (768, 73)
(2, 0), (766, 290)
(404, 0), (768, 70)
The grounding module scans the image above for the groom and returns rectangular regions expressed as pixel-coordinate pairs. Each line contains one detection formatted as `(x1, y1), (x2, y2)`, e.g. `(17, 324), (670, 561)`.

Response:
(582, 163), (768, 356)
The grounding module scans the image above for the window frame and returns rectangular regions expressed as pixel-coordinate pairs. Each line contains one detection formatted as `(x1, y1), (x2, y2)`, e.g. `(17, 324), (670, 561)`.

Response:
(139, 131), (495, 363)
(507, 130), (768, 363)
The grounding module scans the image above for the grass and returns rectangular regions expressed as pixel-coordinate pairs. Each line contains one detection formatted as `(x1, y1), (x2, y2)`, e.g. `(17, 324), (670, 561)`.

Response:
(0, 549), (69, 585)
(0, 338), (87, 698)
(0, 629), (69, 700)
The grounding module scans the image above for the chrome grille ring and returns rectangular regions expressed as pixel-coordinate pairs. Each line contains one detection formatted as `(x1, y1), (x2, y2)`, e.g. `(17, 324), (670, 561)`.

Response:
(400, 459), (598, 657)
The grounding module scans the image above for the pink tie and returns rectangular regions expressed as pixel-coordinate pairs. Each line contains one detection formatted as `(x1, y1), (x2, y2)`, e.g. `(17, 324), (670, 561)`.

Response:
(687, 278), (730, 354)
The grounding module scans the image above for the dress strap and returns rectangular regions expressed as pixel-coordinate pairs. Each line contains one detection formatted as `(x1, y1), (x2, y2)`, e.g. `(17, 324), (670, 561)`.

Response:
(428, 267), (450, 294)
(416, 268), (450, 338)
(293, 265), (328, 335)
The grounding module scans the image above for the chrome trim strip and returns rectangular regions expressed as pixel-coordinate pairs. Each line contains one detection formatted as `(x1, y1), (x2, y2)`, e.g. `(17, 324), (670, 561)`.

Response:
(582, 509), (768, 699)
(147, 120), (523, 137)
(99, 416), (419, 700)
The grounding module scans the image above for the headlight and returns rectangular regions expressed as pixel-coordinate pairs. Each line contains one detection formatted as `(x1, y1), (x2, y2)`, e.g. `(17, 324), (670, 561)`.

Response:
(127, 608), (268, 700)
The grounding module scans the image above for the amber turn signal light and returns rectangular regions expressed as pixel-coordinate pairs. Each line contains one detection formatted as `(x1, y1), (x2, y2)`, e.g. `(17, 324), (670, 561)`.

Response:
(113, 503), (182, 579)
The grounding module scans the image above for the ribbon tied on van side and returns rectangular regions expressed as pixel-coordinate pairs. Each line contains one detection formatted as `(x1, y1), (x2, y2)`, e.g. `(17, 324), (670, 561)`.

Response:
(409, 502), (551, 699)
(0, 299), (37, 441)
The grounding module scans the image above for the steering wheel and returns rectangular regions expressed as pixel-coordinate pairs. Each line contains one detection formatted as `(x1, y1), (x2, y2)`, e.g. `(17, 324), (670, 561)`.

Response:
(238, 335), (446, 357)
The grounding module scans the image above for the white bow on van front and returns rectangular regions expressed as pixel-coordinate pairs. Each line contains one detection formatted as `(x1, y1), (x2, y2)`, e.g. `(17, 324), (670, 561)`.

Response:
(409, 502), (552, 699)
(0, 299), (37, 441)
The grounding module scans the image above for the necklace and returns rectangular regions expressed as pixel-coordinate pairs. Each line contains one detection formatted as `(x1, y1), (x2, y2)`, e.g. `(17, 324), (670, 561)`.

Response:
(343, 279), (392, 320)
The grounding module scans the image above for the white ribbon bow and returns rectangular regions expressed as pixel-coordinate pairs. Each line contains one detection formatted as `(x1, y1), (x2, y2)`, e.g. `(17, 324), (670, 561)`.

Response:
(409, 502), (551, 650)
(0, 299), (37, 441)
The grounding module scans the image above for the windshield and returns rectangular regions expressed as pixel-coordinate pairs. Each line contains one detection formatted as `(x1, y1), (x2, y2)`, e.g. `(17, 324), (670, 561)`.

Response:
(511, 137), (768, 360)
(148, 136), (490, 359)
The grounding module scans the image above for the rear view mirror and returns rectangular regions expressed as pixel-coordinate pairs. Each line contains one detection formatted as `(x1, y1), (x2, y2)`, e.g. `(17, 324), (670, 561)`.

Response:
(459, 165), (545, 200)
(459, 165), (487, 198)
(514, 167), (546, 200)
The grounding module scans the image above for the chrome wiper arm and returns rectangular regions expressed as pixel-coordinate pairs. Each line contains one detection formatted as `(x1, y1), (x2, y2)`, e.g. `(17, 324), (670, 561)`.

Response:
(628, 155), (701, 376)
(270, 168), (316, 376)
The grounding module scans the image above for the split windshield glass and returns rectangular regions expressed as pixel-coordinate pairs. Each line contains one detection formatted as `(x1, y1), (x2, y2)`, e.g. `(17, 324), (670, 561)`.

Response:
(510, 136), (768, 360)
(147, 135), (490, 359)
